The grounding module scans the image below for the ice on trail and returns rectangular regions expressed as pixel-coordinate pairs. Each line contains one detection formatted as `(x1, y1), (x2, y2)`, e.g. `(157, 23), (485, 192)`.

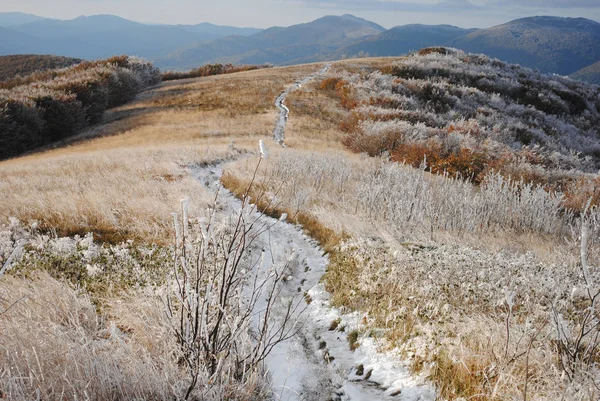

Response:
(190, 161), (435, 401)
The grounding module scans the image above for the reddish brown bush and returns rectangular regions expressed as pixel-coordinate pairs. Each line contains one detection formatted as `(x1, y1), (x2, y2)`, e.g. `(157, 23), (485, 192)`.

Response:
(563, 175), (600, 210)
(391, 142), (491, 182)
(319, 77), (343, 91)
(418, 47), (452, 56)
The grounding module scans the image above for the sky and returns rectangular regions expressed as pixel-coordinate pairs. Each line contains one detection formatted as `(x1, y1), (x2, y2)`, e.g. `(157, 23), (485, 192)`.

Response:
(1, 0), (599, 29)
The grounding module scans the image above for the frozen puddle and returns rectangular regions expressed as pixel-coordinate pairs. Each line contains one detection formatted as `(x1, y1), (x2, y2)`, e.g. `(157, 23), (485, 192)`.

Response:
(274, 64), (331, 146)
(190, 163), (435, 401)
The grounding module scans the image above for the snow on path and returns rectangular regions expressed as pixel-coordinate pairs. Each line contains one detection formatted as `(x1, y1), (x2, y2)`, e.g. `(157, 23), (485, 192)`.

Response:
(190, 162), (435, 401)
(187, 65), (435, 400)
(274, 64), (331, 146)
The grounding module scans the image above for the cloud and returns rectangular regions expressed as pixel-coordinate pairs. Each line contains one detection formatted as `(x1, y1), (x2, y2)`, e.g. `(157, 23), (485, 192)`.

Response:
(291, 0), (481, 12)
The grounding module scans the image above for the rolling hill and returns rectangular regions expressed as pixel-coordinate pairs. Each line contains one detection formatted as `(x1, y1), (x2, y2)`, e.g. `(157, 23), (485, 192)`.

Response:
(1, 53), (600, 401)
(571, 60), (600, 85)
(0, 12), (47, 27)
(176, 22), (261, 37)
(0, 26), (45, 55)
(452, 16), (600, 75)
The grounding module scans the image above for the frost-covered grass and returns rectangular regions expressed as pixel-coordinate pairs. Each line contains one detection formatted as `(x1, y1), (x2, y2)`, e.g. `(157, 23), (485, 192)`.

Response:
(240, 150), (574, 241)
(0, 203), (278, 400)
(225, 145), (600, 400)
(0, 219), (180, 400)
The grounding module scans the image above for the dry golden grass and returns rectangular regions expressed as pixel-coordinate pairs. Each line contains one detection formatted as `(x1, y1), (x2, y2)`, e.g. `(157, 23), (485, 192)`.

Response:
(221, 169), (342, 252)
(0, 273), (181, 400)
(0, 65), (323, 243)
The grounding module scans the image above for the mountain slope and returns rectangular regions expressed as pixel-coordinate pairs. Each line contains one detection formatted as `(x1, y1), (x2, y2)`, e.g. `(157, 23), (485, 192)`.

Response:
(251, 15), (384, 47)
(0, 12), (47, 27)
(177, 22), (261, 37)
(10, 15), (210, 59)
(157, 14), (385, 69)
(452, 16), (600, 75)
(0, 26), (45, 55)
(327, 24), (477, 59)
(570, 61), (600, 84)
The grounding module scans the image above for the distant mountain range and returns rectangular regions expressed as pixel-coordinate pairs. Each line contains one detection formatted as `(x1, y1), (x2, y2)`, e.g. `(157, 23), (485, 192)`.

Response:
(158, 15), (385, 69)
(452, 16), (600, 76)
(0, 13), (262, 61)
(1, 12), (600, 81)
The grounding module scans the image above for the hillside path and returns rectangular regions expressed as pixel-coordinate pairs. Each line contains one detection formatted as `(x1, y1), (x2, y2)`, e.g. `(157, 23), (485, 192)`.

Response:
(274, 64), (331, 146)
(190, 65), (435, 401)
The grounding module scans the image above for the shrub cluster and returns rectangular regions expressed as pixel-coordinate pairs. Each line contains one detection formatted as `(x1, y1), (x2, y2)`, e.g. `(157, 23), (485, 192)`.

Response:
(161, 63), (271, 81)
(0, 56), (161, 160)
(329, 48), (600, 209)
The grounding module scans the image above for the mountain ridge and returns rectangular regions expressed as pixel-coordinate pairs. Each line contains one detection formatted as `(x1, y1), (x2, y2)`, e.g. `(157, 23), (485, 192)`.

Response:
(1, 13), (600, 75)
(452, 16), (600, 75)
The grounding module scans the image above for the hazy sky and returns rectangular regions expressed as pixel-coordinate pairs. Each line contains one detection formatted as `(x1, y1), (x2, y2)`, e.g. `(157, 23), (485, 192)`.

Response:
(1, 0), (599, 28)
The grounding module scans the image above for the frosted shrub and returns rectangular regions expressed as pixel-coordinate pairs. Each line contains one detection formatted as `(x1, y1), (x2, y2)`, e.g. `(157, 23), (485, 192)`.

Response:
(165, 156), (302, 400)
(268, 151), (570, 237)
(0, 218), (171, 293)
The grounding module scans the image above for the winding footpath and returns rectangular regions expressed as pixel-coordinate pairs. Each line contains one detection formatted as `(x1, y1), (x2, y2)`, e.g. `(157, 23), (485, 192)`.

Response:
(191, 65), (435, 401)
(274, 64), (331, 146)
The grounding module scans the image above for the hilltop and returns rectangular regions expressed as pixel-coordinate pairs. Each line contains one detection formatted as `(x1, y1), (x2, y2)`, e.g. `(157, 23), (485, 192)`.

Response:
(157, 14), (385, 69)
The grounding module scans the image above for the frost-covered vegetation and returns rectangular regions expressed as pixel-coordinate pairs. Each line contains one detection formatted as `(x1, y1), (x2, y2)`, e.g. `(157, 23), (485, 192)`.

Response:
(270, 153), (573, 237)
(230, 146), (600, 400)
(0, 56), (160, 160)
(0, 171), (295, 400)
(325, 48), (600, 209)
